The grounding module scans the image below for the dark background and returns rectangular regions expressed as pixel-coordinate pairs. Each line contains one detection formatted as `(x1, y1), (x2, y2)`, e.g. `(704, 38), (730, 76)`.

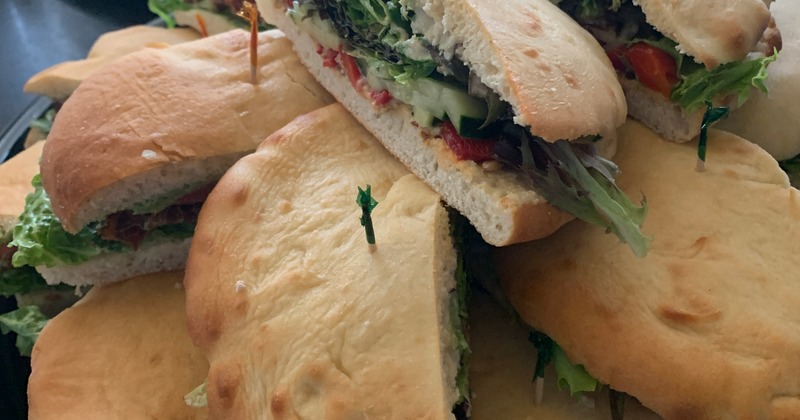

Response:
(1, 1), (155, 418)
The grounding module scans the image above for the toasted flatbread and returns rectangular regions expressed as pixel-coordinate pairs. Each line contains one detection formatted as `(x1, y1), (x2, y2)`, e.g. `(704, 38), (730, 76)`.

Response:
(185, 104), (465, 418)
(27, 270), (208, 419)
(494, 120), (800, 418)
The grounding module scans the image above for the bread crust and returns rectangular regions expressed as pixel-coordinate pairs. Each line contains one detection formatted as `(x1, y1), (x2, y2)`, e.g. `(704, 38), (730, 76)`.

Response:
(0, 141), (44, 233)
(41, 29), (333, 233)
(185, 104), (460, 419)
(495, 120), (800, 418)
(621, 78), (704, 143)
(263, 3), (575, 246)
(24, 26), (202, 101)
(635, 0), (771, 68)
(417, 0), (627, 140)
(28, 271), (208, 420)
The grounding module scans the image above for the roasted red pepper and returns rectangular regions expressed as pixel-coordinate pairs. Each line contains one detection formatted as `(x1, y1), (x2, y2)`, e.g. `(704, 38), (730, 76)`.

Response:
(339, 47), (363, 91)
(623, 42), (678, 98)
(440, 121), (497, 163)
(370, 90), (392, 106)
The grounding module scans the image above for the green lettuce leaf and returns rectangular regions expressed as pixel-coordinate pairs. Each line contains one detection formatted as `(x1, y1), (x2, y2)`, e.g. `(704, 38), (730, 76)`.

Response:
(148, 0), (194, 28)
(0, 306), (48, 356)
(552, 343), (599, 395)
(495, 131), (651, 257)
(10, 175), (128, 268)
(449, 211), (472, 407)
(671, 53), (778, 112)
(184, 381), (208, 408)
(0, 265), (69, 297)
(29, 108), (57, 136)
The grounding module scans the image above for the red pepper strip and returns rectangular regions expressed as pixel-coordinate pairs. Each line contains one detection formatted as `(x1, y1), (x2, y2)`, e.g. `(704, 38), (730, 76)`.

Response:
(624, 42), (678, 98)
(440, 121), (497, 163)
(370, 90), (392, 106)
(321, 48), (339, 68)
(338, 47), (363, 91)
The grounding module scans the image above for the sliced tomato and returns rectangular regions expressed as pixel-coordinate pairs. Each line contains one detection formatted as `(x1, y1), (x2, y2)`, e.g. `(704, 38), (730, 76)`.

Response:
(624, 42), (678, 98)
(440, 121), (497, 163)
(338, 48), (363, 91)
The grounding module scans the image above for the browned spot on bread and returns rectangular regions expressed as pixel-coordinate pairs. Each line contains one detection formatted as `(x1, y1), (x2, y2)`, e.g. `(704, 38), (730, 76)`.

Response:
(231, 184), (249, 205)
(564, 73), (579, 88)
(271, 387), (289, 417)
(210, 363), (241, 410)
(523, 48), (539, 58)
(277, 199), (292, 214)
(658, 303), (721, 324)
(536, 62), (552, 73)
(522, 10), (542, 34)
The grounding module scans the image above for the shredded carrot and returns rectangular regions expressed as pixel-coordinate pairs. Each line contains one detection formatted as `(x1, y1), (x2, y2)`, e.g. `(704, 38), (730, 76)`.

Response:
(194, 12), (209, 38)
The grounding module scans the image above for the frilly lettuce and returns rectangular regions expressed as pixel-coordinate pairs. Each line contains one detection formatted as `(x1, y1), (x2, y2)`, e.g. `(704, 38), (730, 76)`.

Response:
(0, 306), (48, 357)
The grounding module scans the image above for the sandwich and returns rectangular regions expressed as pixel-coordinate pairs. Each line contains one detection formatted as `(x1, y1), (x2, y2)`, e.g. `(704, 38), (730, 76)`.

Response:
(468, 290), (660, 419)
(493, 120), (800, 418)
(184, 104), (470, 418)
(24, 25), (202, 104)
(552, 0), (781, 142)
(259, 0), (655, 256)
(714, 0), (800, 183)
(0, 142), (77, 349)
(9, 29), (333, 287)
(27, 270), (209, 420)
(149, 0), (271, 36)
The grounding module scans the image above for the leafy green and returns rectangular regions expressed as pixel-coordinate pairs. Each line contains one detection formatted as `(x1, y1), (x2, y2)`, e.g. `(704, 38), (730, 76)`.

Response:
(494, 127), (651, 257)
(0, 266), (69, 297)
(356, 185), (378, 246)
(552, 343), (598, 395)
(449, 212), (472, 407)
(10, 175), (126, 268)
(528, 330), (599, 397)
(779, 155), (800, 188)
(184, 381), (208, 408)
(577, 0), (623, 19)
(29, 108), (57, 136)
(671, 52), (778, 112)
(696, 103), (730, 169)
(148, 0), (194, 28)
(0, 306), (48, 357)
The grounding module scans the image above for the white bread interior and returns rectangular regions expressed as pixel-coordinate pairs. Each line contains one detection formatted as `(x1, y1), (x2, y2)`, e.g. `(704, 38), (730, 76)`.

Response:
(36, 237), (192, 287)
(621, 78), (704, 143)
(262, 2), (574, 246)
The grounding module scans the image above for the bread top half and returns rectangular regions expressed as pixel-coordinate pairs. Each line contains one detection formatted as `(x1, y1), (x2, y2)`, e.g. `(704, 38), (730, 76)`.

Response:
(494, 119), (800, 418)
(636, 0), (772, 68)
(185, 104), (462, 419)
(406, 0), (628, 141)
(27, 270), (208, 420)
(41, 29), (333, 233)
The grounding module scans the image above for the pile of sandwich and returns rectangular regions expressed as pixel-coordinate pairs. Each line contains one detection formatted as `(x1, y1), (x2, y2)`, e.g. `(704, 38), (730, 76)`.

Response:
(2, 0), (800, 418)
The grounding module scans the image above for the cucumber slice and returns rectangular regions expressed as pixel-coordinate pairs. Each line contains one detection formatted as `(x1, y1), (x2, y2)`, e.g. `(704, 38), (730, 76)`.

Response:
(440, 87), (489, 137)
(412, 106), (437, 128)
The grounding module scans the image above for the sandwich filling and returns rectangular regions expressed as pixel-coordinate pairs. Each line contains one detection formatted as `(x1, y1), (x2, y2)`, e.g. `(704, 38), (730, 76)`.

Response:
(282, 0), (651, 256)
(553, 0), (779, 114)
(9, 175), (205, 275)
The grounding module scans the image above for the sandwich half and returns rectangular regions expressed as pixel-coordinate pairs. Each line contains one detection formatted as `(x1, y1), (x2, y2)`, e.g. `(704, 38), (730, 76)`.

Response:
(494, 120), (800, 418)
(10, 29), (333, 287)
(554, 0), (781, 142)
(185, 104), (469, 418)
(260, 0), (654, 255)
(27, 270), (208, 420)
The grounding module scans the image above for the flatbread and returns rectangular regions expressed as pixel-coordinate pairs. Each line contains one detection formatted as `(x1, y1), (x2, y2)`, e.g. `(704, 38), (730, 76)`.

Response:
(27, 270), (208, 419)
(495, 120), (800, 418)
(24, 26), (202, 101)
(185, 104), (464, 419)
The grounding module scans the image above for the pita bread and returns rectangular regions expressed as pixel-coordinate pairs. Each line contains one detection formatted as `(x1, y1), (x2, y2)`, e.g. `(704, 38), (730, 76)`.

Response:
(24, 26), (202, 101)
(495, 120), (800, 418)
(27, 270), (208, 420)
(185, 104), (465, 418)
